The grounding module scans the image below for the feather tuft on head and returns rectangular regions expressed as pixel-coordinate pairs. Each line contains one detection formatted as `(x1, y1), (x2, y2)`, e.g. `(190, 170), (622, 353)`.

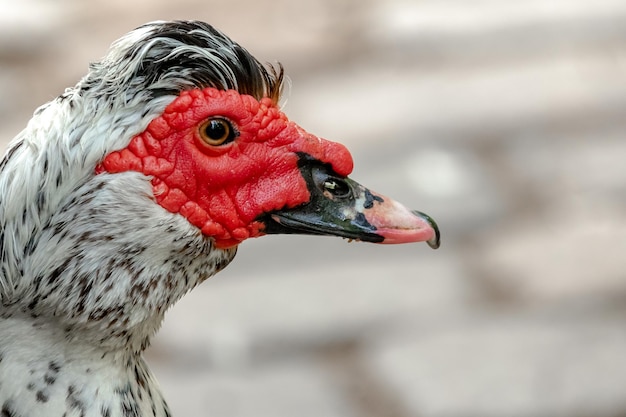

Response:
(78, 20), (284, 105)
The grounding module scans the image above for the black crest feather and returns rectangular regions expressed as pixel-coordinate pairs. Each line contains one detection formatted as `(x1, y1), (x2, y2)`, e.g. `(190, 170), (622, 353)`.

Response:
(78, 20), (284, 103)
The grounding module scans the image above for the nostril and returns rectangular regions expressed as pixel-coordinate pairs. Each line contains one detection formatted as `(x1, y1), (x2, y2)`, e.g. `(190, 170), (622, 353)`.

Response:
(310, 165), (353, 199)
(323, 177), (351, 199)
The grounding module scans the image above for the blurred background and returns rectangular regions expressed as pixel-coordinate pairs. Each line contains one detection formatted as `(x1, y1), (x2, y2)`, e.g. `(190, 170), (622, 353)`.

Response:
(1, 0), (626, 416)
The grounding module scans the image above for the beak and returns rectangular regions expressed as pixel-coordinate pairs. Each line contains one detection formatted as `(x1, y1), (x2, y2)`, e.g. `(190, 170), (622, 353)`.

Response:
(261, 163), (440, 249)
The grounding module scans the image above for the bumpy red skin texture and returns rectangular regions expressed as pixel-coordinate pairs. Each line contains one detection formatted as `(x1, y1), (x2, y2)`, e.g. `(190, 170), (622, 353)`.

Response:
(96, 88), (354, 248)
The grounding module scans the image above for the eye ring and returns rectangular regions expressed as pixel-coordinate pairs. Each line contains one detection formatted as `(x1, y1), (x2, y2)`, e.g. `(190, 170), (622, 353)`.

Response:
(198, 117), (237, 146)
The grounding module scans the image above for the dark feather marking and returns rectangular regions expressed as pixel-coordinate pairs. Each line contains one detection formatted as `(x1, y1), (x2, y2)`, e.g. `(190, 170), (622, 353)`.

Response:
(0, 140), (24, 173)
(66, 385), (86, 417)
(24, 235), (37, 257)
(27, 296), (39, 312)
(163, 399), (172, 417)
(49, 360), (61, 373)
(115, 382), (141, 417)
(0, 401), (19, 417)
(47, 258), (73, 288)
(36, 390), (49, 403)
(44, 373), (57, 385)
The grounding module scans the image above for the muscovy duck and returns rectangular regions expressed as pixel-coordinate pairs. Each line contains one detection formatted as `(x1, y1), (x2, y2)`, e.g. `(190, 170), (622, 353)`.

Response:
(0, 21), (439, 417)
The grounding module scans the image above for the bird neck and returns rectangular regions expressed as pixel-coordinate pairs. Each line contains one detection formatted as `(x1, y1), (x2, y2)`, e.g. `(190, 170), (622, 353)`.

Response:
(0, 312), (171, 417)
(1, 172), (236, 351)
(0, 172), (237, 416)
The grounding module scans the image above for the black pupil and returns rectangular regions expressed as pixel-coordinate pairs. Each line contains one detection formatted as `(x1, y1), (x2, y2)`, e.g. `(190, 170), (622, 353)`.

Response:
(207, 120), (228, 140)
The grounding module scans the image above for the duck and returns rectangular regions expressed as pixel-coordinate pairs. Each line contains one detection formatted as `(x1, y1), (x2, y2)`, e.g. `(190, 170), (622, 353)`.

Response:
(0, 20), (439, 417)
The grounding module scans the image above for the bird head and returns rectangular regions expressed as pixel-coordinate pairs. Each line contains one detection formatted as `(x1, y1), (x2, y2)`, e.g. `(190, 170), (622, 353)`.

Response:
(95, 85), (439, 250)
(79, 21), (440, 251)
(90, 21), (438, 249)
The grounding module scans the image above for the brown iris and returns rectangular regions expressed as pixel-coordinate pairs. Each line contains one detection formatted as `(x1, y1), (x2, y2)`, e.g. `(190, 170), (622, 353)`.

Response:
(199, 117), (236, 146)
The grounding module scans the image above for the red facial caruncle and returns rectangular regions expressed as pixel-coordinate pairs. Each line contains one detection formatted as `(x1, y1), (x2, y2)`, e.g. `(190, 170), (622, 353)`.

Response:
(96, 88), (354, 248)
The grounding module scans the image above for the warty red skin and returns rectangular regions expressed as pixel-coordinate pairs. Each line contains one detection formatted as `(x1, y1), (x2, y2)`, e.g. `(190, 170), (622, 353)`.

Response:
(97, 87), (354, 248)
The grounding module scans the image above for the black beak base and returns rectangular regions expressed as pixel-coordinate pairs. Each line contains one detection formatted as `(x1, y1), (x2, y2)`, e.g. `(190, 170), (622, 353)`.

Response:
(260, 158), (439, 247)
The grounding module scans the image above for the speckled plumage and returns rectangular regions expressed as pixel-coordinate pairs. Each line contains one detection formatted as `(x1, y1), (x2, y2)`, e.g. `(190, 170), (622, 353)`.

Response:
(0, 19), (440, 417)
(0, 21), (276, 417)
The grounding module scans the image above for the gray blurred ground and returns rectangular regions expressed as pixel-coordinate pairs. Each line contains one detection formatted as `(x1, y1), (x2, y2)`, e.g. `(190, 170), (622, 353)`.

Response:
(1, 1), (626, 416)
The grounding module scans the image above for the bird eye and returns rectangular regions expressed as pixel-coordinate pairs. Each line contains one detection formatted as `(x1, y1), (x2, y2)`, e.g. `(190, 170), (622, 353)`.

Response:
(198, 118), (236, 146)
